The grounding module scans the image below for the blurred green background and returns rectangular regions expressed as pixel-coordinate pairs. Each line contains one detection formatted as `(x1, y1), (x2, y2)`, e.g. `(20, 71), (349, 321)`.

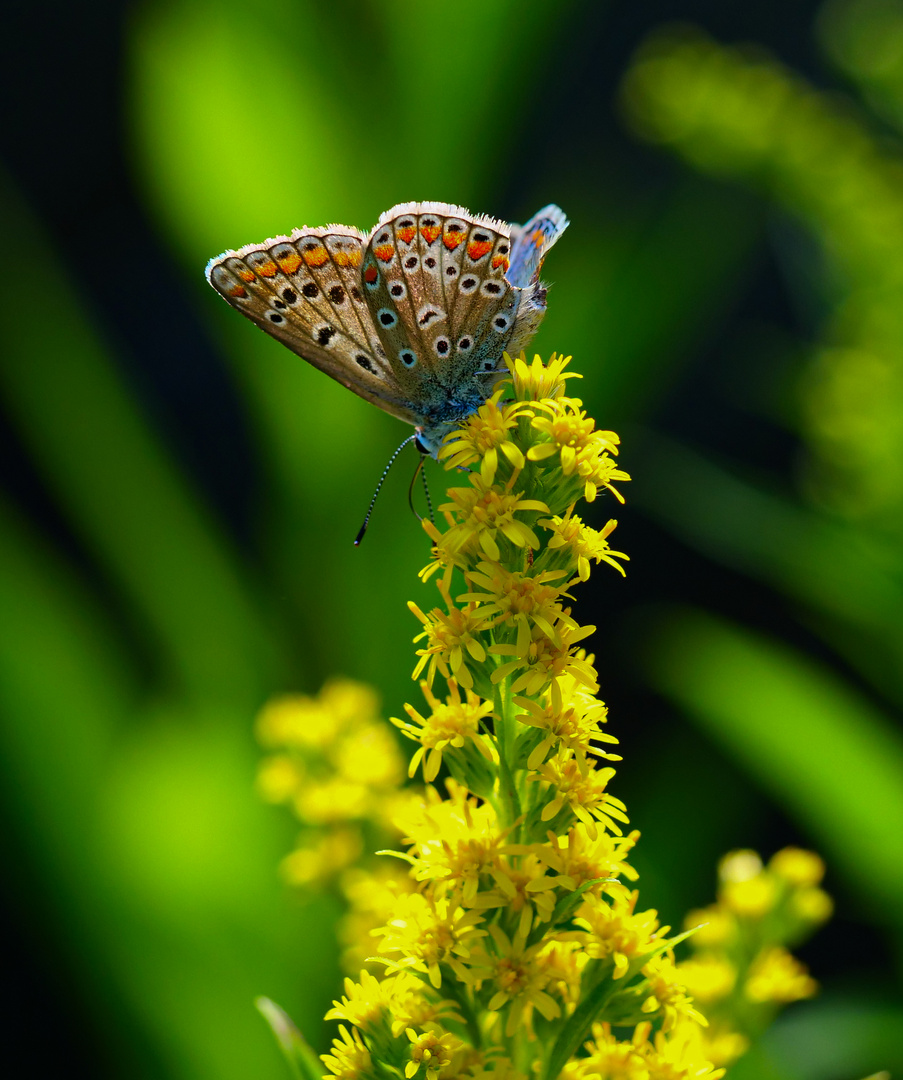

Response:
(2, 0), (903, 1076)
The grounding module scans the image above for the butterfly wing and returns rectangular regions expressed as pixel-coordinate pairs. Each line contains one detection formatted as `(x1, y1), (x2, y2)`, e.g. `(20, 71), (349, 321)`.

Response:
(359, 202), (524, 428)
(205, 227), (421, 426)
(506, 204), (570, 288)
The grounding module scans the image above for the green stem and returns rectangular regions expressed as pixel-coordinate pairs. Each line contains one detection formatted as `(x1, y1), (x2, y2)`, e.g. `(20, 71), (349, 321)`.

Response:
(493, 675), (522, 833)
(440, 972), (482, 1050)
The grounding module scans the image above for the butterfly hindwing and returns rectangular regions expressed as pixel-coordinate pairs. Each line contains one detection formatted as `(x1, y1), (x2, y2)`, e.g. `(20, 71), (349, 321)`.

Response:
(361, 203), (524, 422)
(206, 228), (419, 425)
(506, 204), (570, 288)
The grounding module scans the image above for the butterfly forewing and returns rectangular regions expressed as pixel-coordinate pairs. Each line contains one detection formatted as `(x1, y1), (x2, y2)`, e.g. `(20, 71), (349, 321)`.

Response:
(206, 228), (419, 425)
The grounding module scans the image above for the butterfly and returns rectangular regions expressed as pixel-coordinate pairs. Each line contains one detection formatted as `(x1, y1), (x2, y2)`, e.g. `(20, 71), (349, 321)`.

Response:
(205, 201), (568, 455)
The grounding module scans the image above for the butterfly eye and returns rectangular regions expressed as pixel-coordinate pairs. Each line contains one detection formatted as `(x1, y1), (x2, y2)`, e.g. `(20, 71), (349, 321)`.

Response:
(378, 308), (398, 328)
(282, 288), (297, 304)
(481, 281), (503, 296)
(492, 315), (510, 332)
(457, 336), (473, 352)
(301, 281), (319, 298)
(434, 337), (450, 356)
(389, 282), (407, 299)
(399, 349), (417, 367)
(268, 313), (284, 324)
(404, 256), (419, 270)
(459, 276), (479, 295)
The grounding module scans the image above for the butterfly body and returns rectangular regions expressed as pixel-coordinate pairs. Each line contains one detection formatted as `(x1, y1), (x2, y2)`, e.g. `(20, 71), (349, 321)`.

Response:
(206, 202), (568, 454)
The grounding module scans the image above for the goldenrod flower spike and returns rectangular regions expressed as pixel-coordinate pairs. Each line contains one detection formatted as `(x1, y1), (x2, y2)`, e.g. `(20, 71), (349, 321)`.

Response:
(254, 355), (830, 1080)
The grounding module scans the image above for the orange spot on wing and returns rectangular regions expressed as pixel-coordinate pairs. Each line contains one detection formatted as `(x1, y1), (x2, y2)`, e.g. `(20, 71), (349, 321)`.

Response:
(396, 226), (416, 244)
(258, 260), (278, 277)
(333, 248), (363, 268)
(364, 265), (378, 283)
(277, 252), (302, 274)
(420, 225), (441, 244)
(237, 268), (256, 283)
(443, 230), (465, 250)
(467, 240), (492, 261)
(531, 229), (545, 248)
(492, 255), (510, 272)
(374, 243), (395, 262)
(302, 245), (329, 267)
(228, 284), (247, 298)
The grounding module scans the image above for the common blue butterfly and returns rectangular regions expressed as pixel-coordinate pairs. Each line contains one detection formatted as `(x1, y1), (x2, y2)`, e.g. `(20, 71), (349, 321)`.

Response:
(206, 202), (568, 455)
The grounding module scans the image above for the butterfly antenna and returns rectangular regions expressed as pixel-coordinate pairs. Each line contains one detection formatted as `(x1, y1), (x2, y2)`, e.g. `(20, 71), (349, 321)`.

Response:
(407, 454), (434, 524)
(354, 434), (417, 546)
(420, 458), (435, 524)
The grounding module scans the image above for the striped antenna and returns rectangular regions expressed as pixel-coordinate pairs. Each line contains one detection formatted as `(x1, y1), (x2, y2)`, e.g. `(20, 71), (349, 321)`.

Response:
(354, 434), (418, 546)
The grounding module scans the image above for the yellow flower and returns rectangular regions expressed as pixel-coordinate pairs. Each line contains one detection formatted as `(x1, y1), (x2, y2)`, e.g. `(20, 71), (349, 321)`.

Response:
(392, 780), (505, 906)
(683, 904), (735, 947)
(676, 954), (737, 1005)
(514, 672), (619, 770)
(339, 865), (416, 975)
(404, 1028), (463, 1080)
(535, 754), (630, 838)
(439, 475), (549, 562)
(440, 391), (531, 484)
(565, 1022), (647, 1080)
(540, 511), (629, 580)
(375, 892), (488, 989)
(256, 753), (302, 803)
(460, 562), (571, 638)
(256, 692), (341, 749)
(528, 398), (630, 502)
(483, 924), (562, 1038)
(744, 946), (818, 1003)
(321, 1024), (373, 1080)
(791, 886), (833, 924)
(639, 953), (708, 1031)
(489, 620), (598, 697)
(509, 351), (581, 402)
(280, 826), (362, 886)
(409, 600), (489, 689)
(395, 680), (495, 782)
(635, 1019), (727, 1080)
(531, 824), (640, 894)
(574, 889), (667, 979)
(768, 847), (826, 887)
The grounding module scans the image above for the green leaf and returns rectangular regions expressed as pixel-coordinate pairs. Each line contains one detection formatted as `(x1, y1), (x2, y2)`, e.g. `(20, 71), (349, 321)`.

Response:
(256, 998), (323, 1080)
(648, 608), (903, 923)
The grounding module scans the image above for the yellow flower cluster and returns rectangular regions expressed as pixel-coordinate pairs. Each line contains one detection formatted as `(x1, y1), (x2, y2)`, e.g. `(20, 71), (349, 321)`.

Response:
(677, 847), (832, 1066)
(256, 356), (830, 1080)
(321, 356), (722, 1080)
(256, 679), (408, 886)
